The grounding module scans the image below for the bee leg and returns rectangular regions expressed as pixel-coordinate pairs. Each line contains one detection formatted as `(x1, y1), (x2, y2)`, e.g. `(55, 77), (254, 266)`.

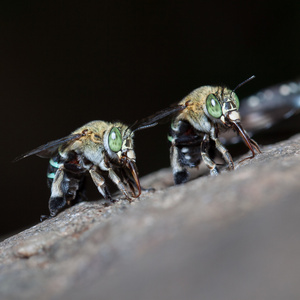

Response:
(210, 128), (234, 171)
(215, 139), (234, 170)
(170, 143), (189, 184)
(46, 168), (85, 219)
(89, 168), (112, 200)
(201, 135), (218, 176)
(48, 168), (68, 218)
(108, 168), (133, 200)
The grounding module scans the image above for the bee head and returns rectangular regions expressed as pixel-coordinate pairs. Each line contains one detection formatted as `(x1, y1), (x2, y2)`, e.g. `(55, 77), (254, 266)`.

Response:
(104, 125), (136, 163)
(204, 76), (260, 157)
(205, 89), (241, 126)
(205, 75), (255, 127)
(105, 124), (141, 197)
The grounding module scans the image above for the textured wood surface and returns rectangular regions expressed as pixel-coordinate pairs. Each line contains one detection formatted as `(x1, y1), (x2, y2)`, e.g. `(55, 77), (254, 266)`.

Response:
(1, 135), (300, 300)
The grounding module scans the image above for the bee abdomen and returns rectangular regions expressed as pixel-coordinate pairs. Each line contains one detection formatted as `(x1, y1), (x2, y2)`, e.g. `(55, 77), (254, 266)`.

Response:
(47, 155), (64, 187)
(169, 120), (202, 168)
(177, 146), (201, 168)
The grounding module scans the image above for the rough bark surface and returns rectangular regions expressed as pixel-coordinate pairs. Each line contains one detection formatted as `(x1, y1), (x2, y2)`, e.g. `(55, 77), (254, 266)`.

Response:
(1, 135), (300, 300)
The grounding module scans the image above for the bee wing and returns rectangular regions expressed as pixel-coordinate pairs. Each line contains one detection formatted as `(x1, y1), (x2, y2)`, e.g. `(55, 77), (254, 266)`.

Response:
(131, 103), (187, 132)
(14, 133), (83, 162)
(239, 80), (300, 134)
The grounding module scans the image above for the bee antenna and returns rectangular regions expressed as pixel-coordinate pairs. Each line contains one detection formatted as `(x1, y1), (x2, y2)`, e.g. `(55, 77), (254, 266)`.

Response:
(231, 75), (256, 96)
(124, 121), (140, 140)
(132, 123), (158, 133)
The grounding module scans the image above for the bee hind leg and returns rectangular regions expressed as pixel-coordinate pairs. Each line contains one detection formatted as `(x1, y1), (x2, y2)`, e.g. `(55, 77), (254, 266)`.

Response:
(49, 196), (68, 218)
(170, 144), (189, 184)
(201, 134), (219, 176)
(42, 168), (85, 221)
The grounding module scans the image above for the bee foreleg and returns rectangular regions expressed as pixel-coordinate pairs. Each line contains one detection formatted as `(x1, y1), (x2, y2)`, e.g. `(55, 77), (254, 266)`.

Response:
(108, 168), (133, 200)
(89, 168), (112, 200)
(210, 128), (234, 171)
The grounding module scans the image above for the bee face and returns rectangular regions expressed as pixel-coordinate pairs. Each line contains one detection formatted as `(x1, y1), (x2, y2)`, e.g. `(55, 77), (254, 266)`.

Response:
(103, 124), (136, 163)
(204, 87), (241, 126)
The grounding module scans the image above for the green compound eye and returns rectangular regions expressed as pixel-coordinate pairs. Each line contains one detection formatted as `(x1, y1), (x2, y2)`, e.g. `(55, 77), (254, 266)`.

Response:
(108, 127), (122, 152)
(206, 94), (222, 118)
(233, 93), (240, 109)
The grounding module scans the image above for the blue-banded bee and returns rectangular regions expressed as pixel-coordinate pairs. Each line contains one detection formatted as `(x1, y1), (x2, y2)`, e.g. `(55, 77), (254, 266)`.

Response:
(15, 104), (186, 219)
(168, 76), (261, 184)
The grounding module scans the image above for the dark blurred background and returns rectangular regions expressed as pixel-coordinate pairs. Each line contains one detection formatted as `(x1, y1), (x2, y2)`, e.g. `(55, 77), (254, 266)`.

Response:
(1, 0), (299, 237)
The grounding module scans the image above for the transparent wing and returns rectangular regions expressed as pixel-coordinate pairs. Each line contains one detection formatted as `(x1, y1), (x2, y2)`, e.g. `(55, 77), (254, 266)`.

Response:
(239, 79), (300, 133)
(131, 103), (187, 132)
(14, 133), (83, 162)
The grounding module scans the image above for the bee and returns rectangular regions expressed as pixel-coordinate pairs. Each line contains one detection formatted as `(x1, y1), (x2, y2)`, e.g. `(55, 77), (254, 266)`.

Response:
(15, 104), (186, 219)
(168, 76), (261, 184)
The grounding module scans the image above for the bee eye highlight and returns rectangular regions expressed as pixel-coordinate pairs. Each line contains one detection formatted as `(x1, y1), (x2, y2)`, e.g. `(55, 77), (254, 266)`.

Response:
(233, 93), (240, 109)
(206, 94), (222, 118)
(108, 127), (122, 152)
